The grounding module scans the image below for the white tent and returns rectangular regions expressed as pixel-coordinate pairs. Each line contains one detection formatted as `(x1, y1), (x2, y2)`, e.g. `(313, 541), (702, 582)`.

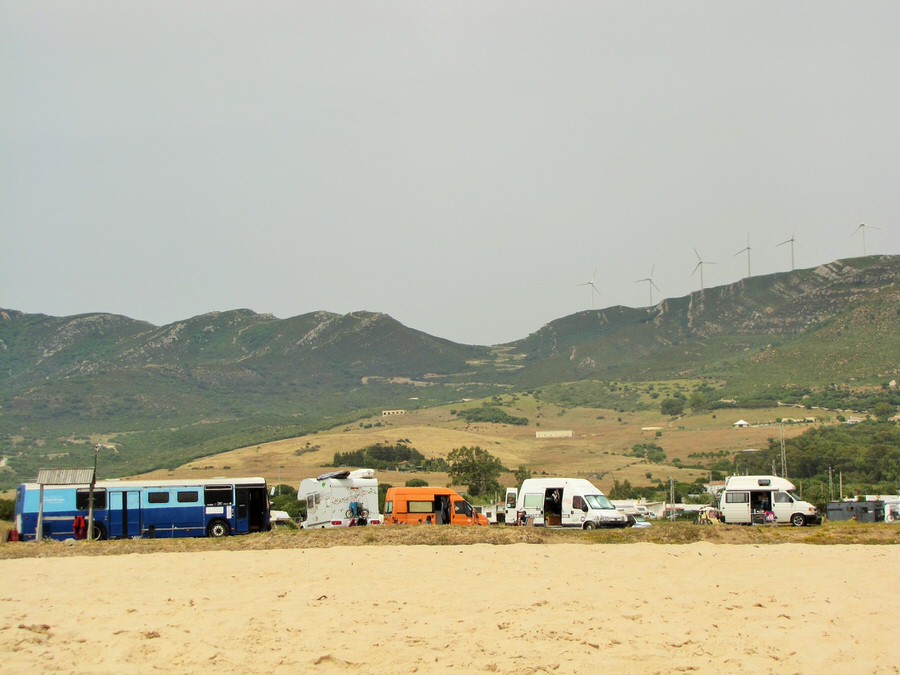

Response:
(733, 419), (750, 428)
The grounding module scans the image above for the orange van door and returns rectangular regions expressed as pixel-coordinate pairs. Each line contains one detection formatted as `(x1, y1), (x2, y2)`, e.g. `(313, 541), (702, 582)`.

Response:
(451, 498), (474, 525)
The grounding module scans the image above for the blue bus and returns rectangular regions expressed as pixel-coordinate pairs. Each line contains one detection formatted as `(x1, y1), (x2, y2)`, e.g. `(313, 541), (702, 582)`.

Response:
(11, 477), (270, 541)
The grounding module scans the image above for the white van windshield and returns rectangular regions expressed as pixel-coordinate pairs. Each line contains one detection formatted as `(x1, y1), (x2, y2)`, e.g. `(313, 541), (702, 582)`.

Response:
(585, 494), (615, 510)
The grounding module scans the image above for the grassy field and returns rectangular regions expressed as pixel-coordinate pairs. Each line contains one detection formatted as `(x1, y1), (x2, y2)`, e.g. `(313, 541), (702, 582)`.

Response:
(1, 520), (897, 560)
(131, 396), (812, 496)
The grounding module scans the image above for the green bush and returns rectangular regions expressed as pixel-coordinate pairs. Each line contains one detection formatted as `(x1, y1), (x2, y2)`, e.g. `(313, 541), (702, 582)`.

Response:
(0, 498), (15, 521)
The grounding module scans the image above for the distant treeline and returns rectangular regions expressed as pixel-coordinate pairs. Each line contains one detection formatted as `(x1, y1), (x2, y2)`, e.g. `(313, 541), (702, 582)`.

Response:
(741, 420), (900, 496)
(332, 442), (449, 472)
(690, 384), (900, 414)
(452, 403), (529, 426)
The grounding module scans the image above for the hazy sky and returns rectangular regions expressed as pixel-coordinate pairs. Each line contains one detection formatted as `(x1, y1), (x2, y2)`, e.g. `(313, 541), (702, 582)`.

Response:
(2, 2), (898, 345)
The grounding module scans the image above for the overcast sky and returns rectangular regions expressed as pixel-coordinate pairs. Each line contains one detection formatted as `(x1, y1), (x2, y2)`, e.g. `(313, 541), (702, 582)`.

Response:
(2, 2), (898, 346)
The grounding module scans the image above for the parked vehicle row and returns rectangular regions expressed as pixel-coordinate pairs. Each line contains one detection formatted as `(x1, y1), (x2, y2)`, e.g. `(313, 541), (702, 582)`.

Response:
(7, 471), (827, 542)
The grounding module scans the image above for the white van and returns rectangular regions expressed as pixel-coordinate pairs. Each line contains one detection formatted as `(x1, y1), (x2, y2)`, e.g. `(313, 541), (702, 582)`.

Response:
(298, 469), (383, 528)
(718, 475), (819, 526)
(506, 478), (628, 529)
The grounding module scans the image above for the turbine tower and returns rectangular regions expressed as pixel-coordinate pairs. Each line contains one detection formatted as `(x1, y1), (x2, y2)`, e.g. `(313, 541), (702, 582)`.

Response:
(692, 247), (716, 291)
(777, 234), (796, 271)
(578, 268), (601, 309)
(851, 222), (879, 256)
(635, 265), (660, 306)
(733, 233), (752, 278)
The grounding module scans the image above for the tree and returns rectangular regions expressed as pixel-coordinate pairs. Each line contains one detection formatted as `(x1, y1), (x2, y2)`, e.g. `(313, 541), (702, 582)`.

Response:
(447, 446), (504, 497)
(661, 398), (684, 416)
(608, 479), (634, 499)
(873, 402), (895, 421)
(514, 464), (532, 485)
(405, 478), (428, 487)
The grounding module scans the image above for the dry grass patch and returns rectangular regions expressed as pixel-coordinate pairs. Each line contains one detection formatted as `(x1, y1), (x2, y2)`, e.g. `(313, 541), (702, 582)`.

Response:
(2, 521), (896, 561)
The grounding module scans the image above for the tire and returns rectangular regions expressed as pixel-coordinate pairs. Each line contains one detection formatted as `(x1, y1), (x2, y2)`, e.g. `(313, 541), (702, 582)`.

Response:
(583, 521), (596, 530)
(790, 513), (806, 527)
(91, 523), (107, 541)
(207, 520), (231, 538)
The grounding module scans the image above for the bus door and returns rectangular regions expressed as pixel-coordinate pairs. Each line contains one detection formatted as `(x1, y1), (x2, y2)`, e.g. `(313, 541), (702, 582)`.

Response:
(234, 486), (269, 533)
(108, 490), (141, 539)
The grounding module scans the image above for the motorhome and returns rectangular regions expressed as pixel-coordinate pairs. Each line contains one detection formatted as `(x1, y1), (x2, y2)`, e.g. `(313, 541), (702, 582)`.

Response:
(298, 469), (383, 528)
(383, 486), (488, 526)
(718, 475), (820, 526)
(506, 478), (628, 529)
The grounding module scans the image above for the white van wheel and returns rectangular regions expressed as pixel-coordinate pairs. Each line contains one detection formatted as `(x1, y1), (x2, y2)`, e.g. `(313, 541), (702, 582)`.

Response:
(583, 522), (596, 531)
(790, 513), (806, 527)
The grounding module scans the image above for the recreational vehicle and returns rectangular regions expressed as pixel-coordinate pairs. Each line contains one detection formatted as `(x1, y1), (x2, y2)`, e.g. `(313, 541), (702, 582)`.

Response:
(383, 486), (488, 526)
(298, 469), (383, 528)
(718, 475), (820, 526)
(506, 477), (628, 529)
(12, 477), (270, 541)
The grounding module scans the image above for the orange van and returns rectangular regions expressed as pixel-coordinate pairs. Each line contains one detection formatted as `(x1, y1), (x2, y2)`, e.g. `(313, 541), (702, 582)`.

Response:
(383, 487), (488, 526)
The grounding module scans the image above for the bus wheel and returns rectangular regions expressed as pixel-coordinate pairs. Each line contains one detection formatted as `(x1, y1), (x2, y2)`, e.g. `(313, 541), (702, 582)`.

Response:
(790, 514), (806, 527)
(207, 520), (231, 538)
(91, 523), (107, 541)
(583, 522), (596, 531)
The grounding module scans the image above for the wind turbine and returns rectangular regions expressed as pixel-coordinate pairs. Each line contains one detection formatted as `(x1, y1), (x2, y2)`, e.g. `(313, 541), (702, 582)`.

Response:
(851, 222), (879, 256)
(635, 265), (660, 306)
(692, 247), (716, 291)
(733, 233), (752, 278)
(578, 268), (601, 309)
(777, 233), (796, 271)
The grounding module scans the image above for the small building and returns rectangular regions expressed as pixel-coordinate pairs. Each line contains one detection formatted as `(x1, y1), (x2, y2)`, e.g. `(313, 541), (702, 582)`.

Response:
(826, 500), (884, 523)
(535, 430), (573, 439)
(382, 409), (406, 417)
(733, 419), (750, 428)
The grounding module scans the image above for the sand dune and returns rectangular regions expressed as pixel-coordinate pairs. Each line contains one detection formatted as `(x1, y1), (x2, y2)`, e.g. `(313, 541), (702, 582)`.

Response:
(1, 543), (897, 673)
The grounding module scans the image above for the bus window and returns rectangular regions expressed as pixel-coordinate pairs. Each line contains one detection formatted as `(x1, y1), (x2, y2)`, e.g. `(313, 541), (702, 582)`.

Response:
(148, 492), (169, 504)
(76, 489), (107, 510)
(177, 491), (199, 503)
(307, 494), (315, 511)
(454, 500), (473, 517)
(384, 501), (392, 515)
(205, 486), (233, 506)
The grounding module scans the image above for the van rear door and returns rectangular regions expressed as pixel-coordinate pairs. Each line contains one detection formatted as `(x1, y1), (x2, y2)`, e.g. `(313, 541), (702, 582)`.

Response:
(504, 488), (518, 525)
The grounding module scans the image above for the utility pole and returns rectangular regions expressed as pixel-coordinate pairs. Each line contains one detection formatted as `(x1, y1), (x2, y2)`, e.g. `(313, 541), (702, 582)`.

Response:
(780, 422), (787, 478)
(87, 444), (99, 541)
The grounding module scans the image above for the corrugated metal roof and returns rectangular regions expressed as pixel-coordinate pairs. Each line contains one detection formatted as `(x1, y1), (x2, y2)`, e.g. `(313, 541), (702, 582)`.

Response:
(36, 468), (95, 485)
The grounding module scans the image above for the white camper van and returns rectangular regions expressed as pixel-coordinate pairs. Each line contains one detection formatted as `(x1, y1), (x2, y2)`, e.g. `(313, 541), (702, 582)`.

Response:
(718, 475), (819, 526)
(298, 469), (383, 528)
(506, 478), (628, 529)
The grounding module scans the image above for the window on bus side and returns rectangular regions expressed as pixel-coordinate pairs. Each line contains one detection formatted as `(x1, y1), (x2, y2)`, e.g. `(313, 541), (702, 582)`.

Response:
(76, 489), (107, 510)
(384, 500), (392, 515)
(205, 486), (233, 506)
(177, 491), (199, 503)
(725, 492), (748, 503)
(148, 492), (169, 504)
(774, 492), (793, 503)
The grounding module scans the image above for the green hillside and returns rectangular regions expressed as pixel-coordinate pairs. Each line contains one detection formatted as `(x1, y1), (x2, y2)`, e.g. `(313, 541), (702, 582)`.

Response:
(1, 255), (897, 488)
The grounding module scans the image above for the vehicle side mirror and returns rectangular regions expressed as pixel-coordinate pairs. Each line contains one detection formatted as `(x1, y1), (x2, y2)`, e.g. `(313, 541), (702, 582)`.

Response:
(581, 504), (588, 512)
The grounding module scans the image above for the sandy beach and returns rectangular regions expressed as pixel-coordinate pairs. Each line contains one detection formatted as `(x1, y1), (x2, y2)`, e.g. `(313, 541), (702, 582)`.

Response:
(1, 542), (897, 674)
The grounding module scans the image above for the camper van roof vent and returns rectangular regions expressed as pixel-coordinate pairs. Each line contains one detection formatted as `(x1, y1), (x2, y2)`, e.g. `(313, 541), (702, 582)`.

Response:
(757, 479), (771, 486)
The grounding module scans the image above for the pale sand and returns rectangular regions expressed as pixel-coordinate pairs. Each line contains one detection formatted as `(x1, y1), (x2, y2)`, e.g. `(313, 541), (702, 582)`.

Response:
(1, 543), (897, 674)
